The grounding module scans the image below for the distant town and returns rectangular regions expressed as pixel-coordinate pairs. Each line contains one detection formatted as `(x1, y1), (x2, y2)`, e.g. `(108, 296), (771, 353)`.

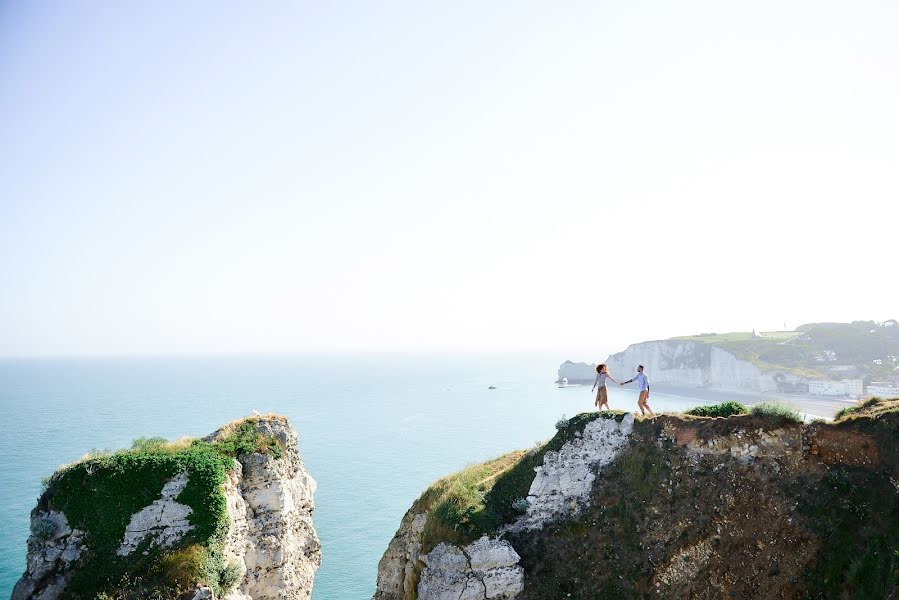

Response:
(808, 377), (899, 400)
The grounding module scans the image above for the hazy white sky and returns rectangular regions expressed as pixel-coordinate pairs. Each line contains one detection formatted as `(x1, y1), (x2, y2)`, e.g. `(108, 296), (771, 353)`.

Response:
(1, 1), (897, 358)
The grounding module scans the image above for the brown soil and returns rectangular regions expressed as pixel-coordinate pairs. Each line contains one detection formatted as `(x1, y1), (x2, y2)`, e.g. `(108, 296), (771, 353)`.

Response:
(509, 413), (898, 600)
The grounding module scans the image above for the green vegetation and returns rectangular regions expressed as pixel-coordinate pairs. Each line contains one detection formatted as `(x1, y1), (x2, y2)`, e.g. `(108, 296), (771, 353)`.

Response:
(671, 320), (899, 380)
(511, 439), (670, 599)
(685, 401), (749, 418)
(750, 400), (803, 424)
(834, 396), (897, 421)
(42, 417), (284, 600)
(415, 411), (628, 551)
(673, 331), (758, 343)
(834, 406), (858, 420)
(800, 466), (899, 598)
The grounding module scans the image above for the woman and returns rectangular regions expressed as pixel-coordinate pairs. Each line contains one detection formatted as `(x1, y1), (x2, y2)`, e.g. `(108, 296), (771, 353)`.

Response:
(591, 364), (619, 411)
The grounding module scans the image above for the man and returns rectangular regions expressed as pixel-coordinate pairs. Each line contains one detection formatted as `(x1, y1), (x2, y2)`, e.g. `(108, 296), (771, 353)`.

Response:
(621, 365), (655, 417)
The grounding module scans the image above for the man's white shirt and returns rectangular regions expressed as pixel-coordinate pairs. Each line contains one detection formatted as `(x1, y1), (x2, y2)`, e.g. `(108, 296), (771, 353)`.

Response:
(634, 372), (650, 391)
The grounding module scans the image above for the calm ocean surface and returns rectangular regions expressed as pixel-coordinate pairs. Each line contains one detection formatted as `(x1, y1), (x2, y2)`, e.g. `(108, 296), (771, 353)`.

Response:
(0, 354), (705, 599)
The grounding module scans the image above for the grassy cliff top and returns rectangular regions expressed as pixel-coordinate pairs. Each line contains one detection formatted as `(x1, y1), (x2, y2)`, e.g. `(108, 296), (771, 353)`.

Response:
(39, 414), (287, 600)
(407, 401), (899, 599)
(412, 400), (899, 552)
(667, 320), (899, 379)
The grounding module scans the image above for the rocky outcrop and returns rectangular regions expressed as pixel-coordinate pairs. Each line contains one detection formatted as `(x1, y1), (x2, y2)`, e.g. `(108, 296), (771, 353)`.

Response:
(13, 415), (321, 600)
(554, 360), (595, 384)
(214, 419), (321, 600)
(375, 400), (899, 599)
(603, 340), (807, 392)
(373, 415), (635, 600)
(11, 512), (86, 600)
(513, 414), (633, 530)
(417, 538), (523, 600)
(373, 509), (429, 599)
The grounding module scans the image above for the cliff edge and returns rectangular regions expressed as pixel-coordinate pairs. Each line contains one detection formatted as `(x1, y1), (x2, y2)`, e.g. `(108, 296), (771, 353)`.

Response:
(373, 398), (899, 599)
(12, 415), (321, 600)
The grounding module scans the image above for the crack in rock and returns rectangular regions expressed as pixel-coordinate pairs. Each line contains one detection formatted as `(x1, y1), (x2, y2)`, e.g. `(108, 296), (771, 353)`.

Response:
(418, 537), (523, 600)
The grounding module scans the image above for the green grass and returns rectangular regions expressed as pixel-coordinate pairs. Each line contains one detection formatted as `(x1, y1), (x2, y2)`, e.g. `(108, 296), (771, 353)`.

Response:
(672, 331), (755, 343)
(799, 467), (899, 598)
(670, 331), (826, 378)
(834, 406), (859, 420)
(415, 411), (627, 551)
(685, 401), (749, 418)
(750, 400), (803, 424)
(834, 397), (896, 421)
(41, 417), (284, 600)
(669, 321), (899, 381)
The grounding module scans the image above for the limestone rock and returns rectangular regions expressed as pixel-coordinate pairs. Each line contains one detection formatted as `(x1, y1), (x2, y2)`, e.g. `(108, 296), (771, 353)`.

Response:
(11, 511), (86, 600)
(192, 585), (215, 599)
(216, 417), (322, 600)
(418, 538), (523, 600)
(604, 341), (807, 392)
(555, 360), (596, 384)
(117, 472), (193, 555)
(372, 509), (429, 599)
(12, 415), (320, 600)
(514, 414), (634, 530)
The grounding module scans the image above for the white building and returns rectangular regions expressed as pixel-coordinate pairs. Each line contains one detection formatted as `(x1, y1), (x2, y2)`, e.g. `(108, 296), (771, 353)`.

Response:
(808, 379), (864, 397)
(867, 384), (899, 398)
(843, 379), (864, 397)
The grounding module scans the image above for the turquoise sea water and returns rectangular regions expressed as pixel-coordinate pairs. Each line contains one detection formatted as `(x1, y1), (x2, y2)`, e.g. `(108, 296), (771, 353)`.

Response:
(0, 354), (705, 599)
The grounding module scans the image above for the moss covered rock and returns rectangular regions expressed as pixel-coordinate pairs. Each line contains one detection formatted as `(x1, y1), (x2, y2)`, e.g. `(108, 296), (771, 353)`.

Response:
(13, 415), (321, 600)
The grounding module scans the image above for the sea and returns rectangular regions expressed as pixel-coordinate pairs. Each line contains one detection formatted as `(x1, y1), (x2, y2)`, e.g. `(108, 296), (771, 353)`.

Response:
(0, 353), (708, 599)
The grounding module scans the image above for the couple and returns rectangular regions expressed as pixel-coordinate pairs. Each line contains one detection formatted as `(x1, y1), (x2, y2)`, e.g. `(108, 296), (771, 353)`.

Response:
(592, 364), (655, 417)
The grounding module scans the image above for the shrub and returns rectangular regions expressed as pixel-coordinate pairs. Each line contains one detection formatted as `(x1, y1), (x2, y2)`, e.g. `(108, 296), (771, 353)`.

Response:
(131, 437), (170, 452)
(834, 406), (858, 420)
(751, 401), (802, 424)
(214, 420), (284, 459)
(685, 401), (748, 418)
(31, 517), (55, 541)
(555, 415), (570, 430)
(511, 497), (529, 512)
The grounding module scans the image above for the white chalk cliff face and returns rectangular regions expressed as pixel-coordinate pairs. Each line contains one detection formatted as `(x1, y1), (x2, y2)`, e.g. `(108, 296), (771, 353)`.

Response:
(372, 416), (635, 600)
(12, 416), (321, 600)
(604, 340), (807, 392)
(215, 418), (321, 600)
(512, 414), (634, 531)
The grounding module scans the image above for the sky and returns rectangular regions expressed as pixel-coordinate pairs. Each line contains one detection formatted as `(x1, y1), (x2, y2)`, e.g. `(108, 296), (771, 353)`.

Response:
(1, 0), (897, 359)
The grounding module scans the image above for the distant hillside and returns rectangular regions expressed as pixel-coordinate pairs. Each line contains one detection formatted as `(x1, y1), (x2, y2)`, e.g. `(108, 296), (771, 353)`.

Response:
(671, 320), (899, 381)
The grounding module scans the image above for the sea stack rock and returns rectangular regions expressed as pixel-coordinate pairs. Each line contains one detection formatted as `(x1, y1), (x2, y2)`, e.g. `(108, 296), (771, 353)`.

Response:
(13, 415), (321, 600)
(555, 360), (596, 384)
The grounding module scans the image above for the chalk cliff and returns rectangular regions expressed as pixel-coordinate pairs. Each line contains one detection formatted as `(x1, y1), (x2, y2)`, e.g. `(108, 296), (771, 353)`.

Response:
(604, 340), (808, 392)
(13, 415), (321, 600)
(373, 399), (899, 599)
(554, 360), (596, 385)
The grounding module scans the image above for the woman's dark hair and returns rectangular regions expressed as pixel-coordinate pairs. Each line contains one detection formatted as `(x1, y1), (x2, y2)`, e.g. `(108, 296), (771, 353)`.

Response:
(596, 363), (606, 373)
